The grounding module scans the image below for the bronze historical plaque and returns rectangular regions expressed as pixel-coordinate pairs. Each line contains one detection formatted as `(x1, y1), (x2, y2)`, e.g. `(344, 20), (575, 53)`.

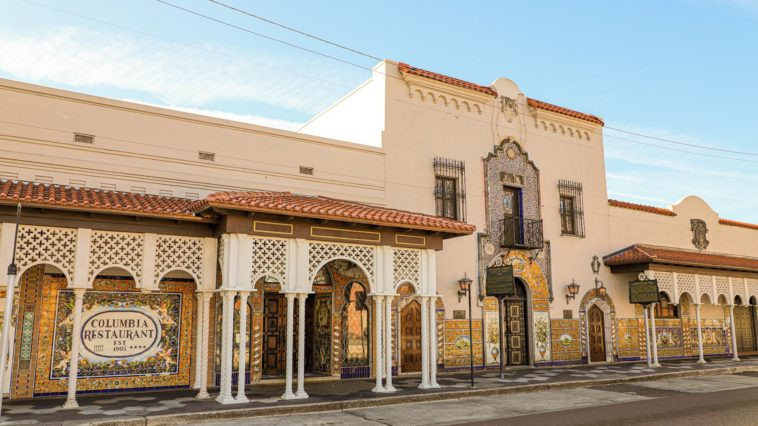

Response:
(453, 310), (466, 319)
(628, 280), (661, 304)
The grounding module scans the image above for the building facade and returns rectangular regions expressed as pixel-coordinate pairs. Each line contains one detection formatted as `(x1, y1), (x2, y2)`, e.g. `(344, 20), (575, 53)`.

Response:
(0, 60), (756, 406)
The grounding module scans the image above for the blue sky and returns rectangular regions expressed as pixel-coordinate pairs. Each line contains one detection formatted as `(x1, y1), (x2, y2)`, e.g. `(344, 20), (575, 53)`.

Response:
(2, 0), (757, 222)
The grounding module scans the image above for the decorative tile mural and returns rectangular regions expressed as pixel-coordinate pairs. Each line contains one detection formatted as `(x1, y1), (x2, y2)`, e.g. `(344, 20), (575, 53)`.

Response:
(533, 311), (551, 363)
(34, 277), (194, 394)
(444, 319), (483, 368)
(51, 291), (183, 379)
(616, 318), (642, 359)
(550, 319), (581, 362)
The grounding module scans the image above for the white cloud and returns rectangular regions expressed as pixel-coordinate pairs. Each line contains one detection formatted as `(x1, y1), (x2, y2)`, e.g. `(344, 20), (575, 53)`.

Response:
(0, 26), (361, 115)
(121, 99), (303, 130)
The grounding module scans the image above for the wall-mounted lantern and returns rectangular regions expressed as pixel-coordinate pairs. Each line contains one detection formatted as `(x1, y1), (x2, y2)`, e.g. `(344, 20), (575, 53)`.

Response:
(566, 279), (580, 303)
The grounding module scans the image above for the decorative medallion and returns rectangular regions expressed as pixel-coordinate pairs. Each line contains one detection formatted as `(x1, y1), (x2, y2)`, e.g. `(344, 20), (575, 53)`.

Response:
(500, 96), (518, 123)
(484, 242), (496, 256)
(690, 219), (709, 250)
(505, 147), (517, 159)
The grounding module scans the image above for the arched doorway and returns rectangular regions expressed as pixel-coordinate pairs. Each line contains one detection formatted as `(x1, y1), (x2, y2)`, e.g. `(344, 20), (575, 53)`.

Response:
(503, 278), (528, 366)
(734, 296), (757, 354)
(341, 281), (370, 378)
(588, 305), (606, 362)
(400, 300), (422, 372)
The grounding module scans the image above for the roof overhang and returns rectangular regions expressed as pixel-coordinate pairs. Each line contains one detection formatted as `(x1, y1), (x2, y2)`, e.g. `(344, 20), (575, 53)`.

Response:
(603, 244), (758, 275)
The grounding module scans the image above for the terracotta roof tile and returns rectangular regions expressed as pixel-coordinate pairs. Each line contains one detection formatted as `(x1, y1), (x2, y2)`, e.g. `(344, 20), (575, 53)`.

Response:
(604, 244), (758, 273)
(194, 191), (476, 234)
(396, 62), (603, 125)
(608, 199), (676, 216)
(0, 180), (198, 220)
(397, 62), (497, 96)
(719, 218), (758, 231)
(526, 98), (604, 125)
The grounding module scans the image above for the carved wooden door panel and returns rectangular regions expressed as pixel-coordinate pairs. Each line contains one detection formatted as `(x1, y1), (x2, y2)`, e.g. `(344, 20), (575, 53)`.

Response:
(589, 306), (606, 362)
(504, 299), (527, 365)
(734, 306), (757, 353)
(262, 293), (286, 377)
(401, 300), (422, 372)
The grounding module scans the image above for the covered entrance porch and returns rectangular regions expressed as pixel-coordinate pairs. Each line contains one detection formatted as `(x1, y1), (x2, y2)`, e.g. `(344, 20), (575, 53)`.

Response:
(195, 191), (474, 403)
(604, 244), (758, 364)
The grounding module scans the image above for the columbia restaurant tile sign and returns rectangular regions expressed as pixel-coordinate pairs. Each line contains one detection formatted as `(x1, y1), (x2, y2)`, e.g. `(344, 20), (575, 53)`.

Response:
(34, 279), (194, 395)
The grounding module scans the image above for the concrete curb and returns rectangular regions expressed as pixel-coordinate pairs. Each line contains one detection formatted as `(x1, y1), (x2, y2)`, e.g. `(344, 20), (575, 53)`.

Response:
(71, 364), (758, 426)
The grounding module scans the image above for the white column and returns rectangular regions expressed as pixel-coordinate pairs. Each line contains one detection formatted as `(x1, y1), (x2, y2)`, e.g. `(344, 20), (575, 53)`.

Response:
(418, 296), (431, 389)
(282, 293), (296, 399)
(194, 293), (204, 389)
(196, 292), (212, 399)
(384, 295), (396, 392)
(216, 290), (236, 404)
(650, 303), (660, 367)
(372, 295), (384, 392)
(295, 293), (309, 398)
(63, 288), (85, 409)
(695, 303), (706, 364)
(643, 306), (652, 367)
(729, 304), (740, 361)
(429, 295), (439, 388)
(235, 291), (250, 402)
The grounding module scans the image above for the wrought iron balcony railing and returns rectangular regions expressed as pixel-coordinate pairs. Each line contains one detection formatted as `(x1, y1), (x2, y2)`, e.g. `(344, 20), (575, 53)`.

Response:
(501, 217), (544, 249)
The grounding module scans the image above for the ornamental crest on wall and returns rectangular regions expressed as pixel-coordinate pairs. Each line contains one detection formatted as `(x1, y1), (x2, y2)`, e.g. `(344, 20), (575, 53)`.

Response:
(690, 219), (709, 250)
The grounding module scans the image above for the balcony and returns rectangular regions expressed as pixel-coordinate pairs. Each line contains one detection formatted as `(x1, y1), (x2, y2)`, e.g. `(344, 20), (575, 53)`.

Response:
(501, 217), (544, 249)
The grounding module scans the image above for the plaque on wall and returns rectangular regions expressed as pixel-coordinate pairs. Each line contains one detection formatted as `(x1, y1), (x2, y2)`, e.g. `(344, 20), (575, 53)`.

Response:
(453, 310), (466, 319)
(628, 280), (661, 304)
(486, 265), (515, 297)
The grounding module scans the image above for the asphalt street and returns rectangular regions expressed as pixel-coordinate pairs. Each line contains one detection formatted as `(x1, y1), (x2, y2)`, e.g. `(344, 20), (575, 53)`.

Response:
(197, 372), (758, 426)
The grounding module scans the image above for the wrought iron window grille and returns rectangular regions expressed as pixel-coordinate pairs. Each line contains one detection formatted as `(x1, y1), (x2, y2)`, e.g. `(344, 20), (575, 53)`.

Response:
(433, 157), (466, 222)
(558, 179), (586, 238)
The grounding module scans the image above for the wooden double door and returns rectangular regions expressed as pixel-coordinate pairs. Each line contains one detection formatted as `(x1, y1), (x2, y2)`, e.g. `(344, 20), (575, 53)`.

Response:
(734, 305), (757, 353)
(261, 293), (333, 377)
(503, 298), (528, 366)
(401, 300), (422, 372)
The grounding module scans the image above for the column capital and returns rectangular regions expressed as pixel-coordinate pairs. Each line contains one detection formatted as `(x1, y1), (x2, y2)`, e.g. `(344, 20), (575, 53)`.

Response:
(220, 289), (237, 298)
(73, 288), (86, 297)
(237, 290), (251, 297)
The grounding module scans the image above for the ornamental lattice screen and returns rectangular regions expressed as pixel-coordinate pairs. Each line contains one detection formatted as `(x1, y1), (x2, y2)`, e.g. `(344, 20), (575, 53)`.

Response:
(393, 248), (421, 291)
(308, 242), (376, 288)
(15, 225), (77, 280)
(250, 237), (289, 284)
(155, 235), (204, 283)
(88, 230), (144, 285)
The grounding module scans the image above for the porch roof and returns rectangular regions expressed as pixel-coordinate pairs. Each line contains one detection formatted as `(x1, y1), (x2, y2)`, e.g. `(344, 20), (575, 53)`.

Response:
(192, 191), (476, 235)
(0, 180), (475, 235)
(603, 244), (758, 273)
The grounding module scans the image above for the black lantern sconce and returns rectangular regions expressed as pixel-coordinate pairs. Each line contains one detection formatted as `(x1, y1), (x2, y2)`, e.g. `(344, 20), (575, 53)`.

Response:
(566, 279), (580, 303)
(457, 273), (472, 303)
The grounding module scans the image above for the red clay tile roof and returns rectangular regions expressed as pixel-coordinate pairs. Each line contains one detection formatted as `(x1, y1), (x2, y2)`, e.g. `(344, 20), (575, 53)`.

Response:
(396, 62), (603, 125)
(719, 218), (758, 231)
(526, 98), (604, 125)
(608, 199), (676, 216)
(0, 180), (199, 220)
(194, 191), (476, 234)
(397, 62), (497, 96)
(604, 244), (758, 273)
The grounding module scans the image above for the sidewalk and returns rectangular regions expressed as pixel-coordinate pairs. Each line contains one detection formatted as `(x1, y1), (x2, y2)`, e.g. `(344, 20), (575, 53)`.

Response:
(4, 357), (758, 426)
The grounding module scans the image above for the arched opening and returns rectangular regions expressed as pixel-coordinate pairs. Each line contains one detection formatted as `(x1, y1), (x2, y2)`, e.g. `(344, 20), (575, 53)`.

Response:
(3, 263), (66, 397)
(655, 292), (678, 319)
(341, 281), (370, 378)
(396, 283), (421, 373)
(733, 295), (757, 354)
(503, 278), (529, 366)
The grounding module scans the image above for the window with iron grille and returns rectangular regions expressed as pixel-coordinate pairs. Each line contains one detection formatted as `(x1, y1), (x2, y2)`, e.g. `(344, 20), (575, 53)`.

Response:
(558, 180), (585, 237)
(433, 157), (466, 222)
